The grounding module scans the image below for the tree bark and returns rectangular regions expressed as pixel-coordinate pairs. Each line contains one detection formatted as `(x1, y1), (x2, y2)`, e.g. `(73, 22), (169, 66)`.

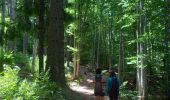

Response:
(8, 0), (16, 52)
(46, 0), (66, 86)
(136, 0), (147, 99)
(108, 11), (114, 67)
(73, 38), (78, 79)
(0, 0), (6, 72)
(10, 0), (16, 21)
(23, 32), (28, 54)
(38, 0), (45, 73)
(118, 31), (124, 84)
(32, 39), (38, 74)
(164, 0), (170, 99)
(0, 0), (5, 44)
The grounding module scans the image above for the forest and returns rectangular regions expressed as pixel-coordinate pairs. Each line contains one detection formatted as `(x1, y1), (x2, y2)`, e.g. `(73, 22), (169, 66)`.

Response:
(0, 0), (170, 100)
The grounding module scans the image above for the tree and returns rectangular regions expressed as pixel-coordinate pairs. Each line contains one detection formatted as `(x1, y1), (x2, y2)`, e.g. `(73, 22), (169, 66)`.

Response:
(46, 0), (66, 86)
(118, 30), (125, 84)
(8, 0), (16, 52)
(22, 0), (32, 54)
(38, 0), (45, 73)
(164, 0), (170, 99)
(0, 0), (6, 72)
(136, 0), (147, 99)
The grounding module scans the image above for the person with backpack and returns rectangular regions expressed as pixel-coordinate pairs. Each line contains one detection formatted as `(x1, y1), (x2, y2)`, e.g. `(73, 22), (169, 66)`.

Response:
(107, 68), (119, 100)
(94, 68), (104, 100)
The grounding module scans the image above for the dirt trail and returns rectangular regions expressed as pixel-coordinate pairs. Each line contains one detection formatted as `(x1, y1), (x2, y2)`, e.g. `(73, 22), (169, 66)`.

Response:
(69, 66), (110, 100)
(70, 66), (95, 100)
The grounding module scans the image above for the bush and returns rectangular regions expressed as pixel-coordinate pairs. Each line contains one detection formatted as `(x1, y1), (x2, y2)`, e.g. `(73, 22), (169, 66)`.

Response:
(0, 51), (31, 70)
(0, 66), (18, 99)
(0, 51), (14, 65)
(120, 81), (137, 100)
(0, 66), (70, 100)
(0, 51), (36, 77)
(13, 52), (31, 69)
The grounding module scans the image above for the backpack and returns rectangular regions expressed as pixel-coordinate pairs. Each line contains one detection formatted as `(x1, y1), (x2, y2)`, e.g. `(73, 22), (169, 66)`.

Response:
(94, 74), (102, 94)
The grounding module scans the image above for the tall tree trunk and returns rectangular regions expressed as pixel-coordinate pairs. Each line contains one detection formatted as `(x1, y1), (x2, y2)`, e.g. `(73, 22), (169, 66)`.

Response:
(32, 39), (38, 74)
(164, 0), (170, 99)
(118, 6), (124, 84)
(10, 0), (16, 21)
(73, 38), (78, 79)
(46, 0), (66, 86)
(1, 0), (5, 43)
(118, 31), (124, 84)
(108, 11), (114, 67)
(0, 0), (6, 72)
(137, 0), (147, 99)
(65, 36), (70, 67)
(38, 0), (45, 73)
(73, 0), (81, 80)
(73, 0), (78, 80)
(8, 0), (16, 52)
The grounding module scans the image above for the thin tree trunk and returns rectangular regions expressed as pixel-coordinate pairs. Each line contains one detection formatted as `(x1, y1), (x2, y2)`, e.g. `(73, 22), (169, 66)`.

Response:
(23, 32), (28, 54)
(32, 39), (38, 74)
(75, 50), (80, 79)
(8, 0), (16, 52)
(118, 31), (124, 84)
(0, 0), (5, 45)
(66, 36), (70, 67)
(108, 11), (114, 67)
(0, 0), (6, 72)
(73, 0), (82, 80)
(137, 0), (147, 99)
(73, 0), (78, 80)
(73, 38), (78, 79)
(91, 0), (95, 67)
(118, 6), (124, 84)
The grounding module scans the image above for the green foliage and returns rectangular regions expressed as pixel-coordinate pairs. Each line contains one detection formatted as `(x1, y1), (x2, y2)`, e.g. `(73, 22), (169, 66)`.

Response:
(0, 66), (79, 100)
(0, 66), (19, 99)
(16, 79), (39, 100)
(0, 66), (38, 99)
(67, 45), (78, 53)
(13, 52), (31, 69)
(120, 90), (137, 100)
(120, 81), (137, 100)
(0, 51), (14, 65)
(0, 51), (31, 71)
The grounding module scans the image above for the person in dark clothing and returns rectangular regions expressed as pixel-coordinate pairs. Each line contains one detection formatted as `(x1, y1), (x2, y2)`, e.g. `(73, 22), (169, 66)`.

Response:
(94, 68), (104, 100)
(107, 69), (119, 100)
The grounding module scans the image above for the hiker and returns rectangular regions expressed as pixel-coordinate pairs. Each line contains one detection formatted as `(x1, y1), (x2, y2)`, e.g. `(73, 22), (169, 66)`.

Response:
(102, 69), (110, 100)
(107, 68), (119, 100)
(94, 68), (104, 100)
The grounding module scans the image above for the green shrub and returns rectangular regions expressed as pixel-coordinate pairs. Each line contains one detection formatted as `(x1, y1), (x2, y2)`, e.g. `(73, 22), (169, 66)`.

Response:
(0, 51), (31, 69)
(0, 51), (15, 65)
(0, 66), (79, 100)
(15, 79), (39, 100)
(0, 51), (34, 74)
(120, 81), (137, 100)
(13, 52), (30, 69)
(0, 66), (18, 99)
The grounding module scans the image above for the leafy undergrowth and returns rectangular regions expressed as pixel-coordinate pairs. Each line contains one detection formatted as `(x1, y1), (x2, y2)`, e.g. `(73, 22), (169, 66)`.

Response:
(0, 66), (82, 100)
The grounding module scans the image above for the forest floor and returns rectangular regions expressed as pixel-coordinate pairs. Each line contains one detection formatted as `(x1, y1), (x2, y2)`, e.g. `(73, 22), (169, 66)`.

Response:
(69, 66), (109, 100)
(69, 66), (96, 100)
